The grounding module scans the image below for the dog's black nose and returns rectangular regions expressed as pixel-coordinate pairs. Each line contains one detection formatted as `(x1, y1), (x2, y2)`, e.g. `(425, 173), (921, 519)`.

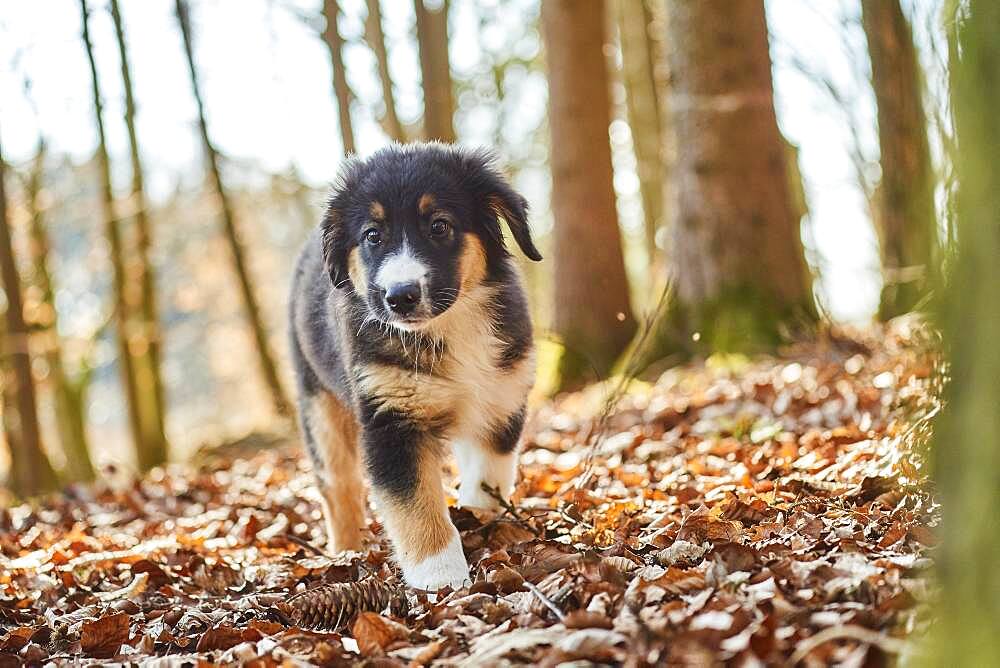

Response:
(385, 282), (421, 315)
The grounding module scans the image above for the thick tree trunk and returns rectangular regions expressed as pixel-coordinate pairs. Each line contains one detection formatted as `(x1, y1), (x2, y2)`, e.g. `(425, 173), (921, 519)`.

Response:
(0, 131), (58, 497)
(413, 0), (455, 142)
(24, 141), (95, 482)
(322, 0), (357, 154)
(541, 0), (637, 390)
(861, 0), (937, 319)
(931, 0), (1000, 661)
(640, 0), (815, 364)
(80, 0), (153, 468)
(110, 0), (169, 468)
(615, 0), (664, 270)
(175, 0), (292, 417)
(365, 0), (405, 142)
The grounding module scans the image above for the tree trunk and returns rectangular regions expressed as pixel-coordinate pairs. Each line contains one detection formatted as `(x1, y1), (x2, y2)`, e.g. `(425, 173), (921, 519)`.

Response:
(640, 0), (815, 364)
(615, 0), (664, 270)
(931, 0), (1000, 662)
(541, 0), (637, 390)
(24, 140), (95, 482)
(80, 0), (153, 468)
(110, 0), (169, 468)
(365, 0), (405, 142)
(0, 130), (58, 497)
(413, 0), (455, 142)
(861, 0), (937, 319)
(175, 0), (292, 417)
(322, 0), (357, 154)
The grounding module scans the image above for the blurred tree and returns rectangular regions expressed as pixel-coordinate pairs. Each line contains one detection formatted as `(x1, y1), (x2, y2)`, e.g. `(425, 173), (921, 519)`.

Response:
(81, 0), (163, 469)
(931, 0), (1000, 662)
(861, 0), (937, 319)
(175, 0), (292, 417)
(413, 0), (455, 142)
(0, 130), (58, 496)
(638, 0), (816, 364)
(365, 0), (405, 142)
(22, 140), (95, 482)
(541, 0), (637, 390)
(110, 0), (169, 467)
(322, 0), (357, 154)
(615, 0), (664, 270)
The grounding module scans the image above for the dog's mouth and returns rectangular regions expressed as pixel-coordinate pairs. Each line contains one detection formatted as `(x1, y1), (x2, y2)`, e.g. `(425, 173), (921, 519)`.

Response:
(386, 314), (433, 332)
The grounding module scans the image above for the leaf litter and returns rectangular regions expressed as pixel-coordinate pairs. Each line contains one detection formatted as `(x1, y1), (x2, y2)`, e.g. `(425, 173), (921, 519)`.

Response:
(0, 321), (940, 665)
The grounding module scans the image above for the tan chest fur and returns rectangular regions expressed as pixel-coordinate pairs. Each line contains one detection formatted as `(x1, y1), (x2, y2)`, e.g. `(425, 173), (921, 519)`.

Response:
(355, 283), (534, 446)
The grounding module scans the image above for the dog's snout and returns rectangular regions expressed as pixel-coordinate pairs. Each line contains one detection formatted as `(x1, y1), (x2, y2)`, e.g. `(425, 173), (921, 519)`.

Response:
(385, 282), (421, 315)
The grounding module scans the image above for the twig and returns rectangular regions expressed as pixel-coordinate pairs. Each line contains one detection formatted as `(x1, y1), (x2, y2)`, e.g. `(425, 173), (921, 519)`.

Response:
(480, 483), (525, 523)
(283, 532), (327, 557)
(523, 581), (566, 623)
(479, 482), (543, 536)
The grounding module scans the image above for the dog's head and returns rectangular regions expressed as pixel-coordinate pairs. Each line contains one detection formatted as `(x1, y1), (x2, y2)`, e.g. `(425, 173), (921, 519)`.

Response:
(321, 143), (542, 330)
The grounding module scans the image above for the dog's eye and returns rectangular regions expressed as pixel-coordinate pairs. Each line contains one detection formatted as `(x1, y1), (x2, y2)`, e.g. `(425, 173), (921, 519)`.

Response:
(364, 229), (382, 245)
(429, 218), (450, 238)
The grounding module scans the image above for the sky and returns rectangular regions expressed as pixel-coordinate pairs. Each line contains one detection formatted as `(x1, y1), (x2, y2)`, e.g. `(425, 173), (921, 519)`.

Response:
(0, 0), (948, 323)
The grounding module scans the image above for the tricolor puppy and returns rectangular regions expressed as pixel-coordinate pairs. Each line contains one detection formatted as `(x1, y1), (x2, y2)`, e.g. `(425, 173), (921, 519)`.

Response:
(289, 143), (542, 590)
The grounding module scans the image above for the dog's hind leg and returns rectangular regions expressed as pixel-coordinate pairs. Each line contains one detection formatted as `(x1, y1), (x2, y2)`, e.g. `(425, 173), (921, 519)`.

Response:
(301, 392), (368, 553)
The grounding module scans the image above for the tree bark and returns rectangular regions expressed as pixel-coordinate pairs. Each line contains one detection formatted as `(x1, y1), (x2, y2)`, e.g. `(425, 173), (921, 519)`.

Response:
(615, 0), (664, 270)
(639, 0), (815, 364)
(861, 0), (937, 320)
(110, 0), (169, 468)
(80, 0), (153, 467)
(0, 130), (58, 497)
(931, 0), (1000, 661)
(175, 0), (292, 417)
(541, 0), (637, 390)
(322, 0), (357, 154)
(413, 0), (455, 142)
(365, 0), (405, 142)
(23, 140), (95, 482)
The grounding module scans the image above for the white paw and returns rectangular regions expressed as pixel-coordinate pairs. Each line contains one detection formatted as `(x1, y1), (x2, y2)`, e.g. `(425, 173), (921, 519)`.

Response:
(458, 485), (503, 511)
(401, 531), (470, 591)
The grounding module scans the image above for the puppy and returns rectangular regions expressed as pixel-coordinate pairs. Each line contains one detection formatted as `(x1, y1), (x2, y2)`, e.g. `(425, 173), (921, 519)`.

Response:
(288, 143), (542, 590)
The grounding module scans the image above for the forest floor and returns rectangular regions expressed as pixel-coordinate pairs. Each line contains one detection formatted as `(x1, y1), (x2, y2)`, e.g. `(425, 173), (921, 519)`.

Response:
(1, 320), (940, 666)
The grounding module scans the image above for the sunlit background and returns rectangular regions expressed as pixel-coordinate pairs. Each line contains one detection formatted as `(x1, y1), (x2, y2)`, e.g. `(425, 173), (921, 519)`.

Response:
(0, 0), (950, 469)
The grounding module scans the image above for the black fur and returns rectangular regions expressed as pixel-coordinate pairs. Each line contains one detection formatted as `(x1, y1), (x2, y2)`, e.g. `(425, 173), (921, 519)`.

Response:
(490, 406), (527, 454)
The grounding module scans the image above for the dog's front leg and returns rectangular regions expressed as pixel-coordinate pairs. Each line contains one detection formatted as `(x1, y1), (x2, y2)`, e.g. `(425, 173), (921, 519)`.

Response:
(452, 406), (526, 510)
(363, 414), (469, 591)
(452, 441), (518, 510)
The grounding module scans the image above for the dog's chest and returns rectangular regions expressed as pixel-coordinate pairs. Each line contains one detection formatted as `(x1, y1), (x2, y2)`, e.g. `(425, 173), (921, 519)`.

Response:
(440, 324), (531, 436)
(387, 316), (530, 443)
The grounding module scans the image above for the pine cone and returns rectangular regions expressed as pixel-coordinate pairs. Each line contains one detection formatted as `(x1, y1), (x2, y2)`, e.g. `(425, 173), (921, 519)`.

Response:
(281, 577), (408, 631)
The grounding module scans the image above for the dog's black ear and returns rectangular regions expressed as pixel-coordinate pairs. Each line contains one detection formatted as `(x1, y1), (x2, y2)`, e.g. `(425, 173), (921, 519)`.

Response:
(462, 148), (543, 261)
(321, 208), (350, 289)
(488, 188), (543, 261)
(321, 157), (364, 289)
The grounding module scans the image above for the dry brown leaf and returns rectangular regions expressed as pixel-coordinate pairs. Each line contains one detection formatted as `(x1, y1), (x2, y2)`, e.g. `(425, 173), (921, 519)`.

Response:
(80, 612), (130, 659)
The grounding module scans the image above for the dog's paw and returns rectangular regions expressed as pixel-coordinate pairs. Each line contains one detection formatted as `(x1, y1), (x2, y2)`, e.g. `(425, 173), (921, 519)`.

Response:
(401, 532), (470, 591)
(457, 486), (502, 512)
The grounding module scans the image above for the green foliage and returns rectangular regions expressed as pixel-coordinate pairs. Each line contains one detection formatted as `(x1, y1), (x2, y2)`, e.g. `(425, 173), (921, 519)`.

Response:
(927, 0), (1000, 662)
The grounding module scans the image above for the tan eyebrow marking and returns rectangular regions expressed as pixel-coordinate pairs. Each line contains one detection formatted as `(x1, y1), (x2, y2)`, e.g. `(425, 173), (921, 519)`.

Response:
(418, 193), (436, 215)
(370, 201), (385, 220)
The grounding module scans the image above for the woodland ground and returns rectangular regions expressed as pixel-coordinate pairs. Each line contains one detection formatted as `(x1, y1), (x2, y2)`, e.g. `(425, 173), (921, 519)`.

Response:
(0, 320), (939, 666)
